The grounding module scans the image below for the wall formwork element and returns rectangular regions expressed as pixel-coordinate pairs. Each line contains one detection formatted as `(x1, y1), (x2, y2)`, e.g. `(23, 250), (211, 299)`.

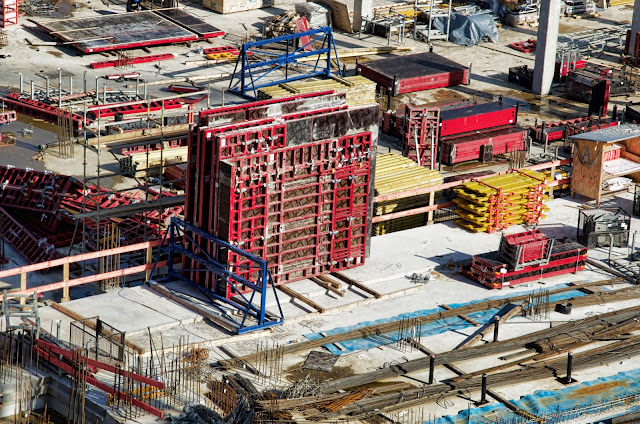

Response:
(185, 92), (378, 298)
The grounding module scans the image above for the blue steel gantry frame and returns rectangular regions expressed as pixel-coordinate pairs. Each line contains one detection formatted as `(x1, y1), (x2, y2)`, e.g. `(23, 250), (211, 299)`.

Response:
(229, 26), (342, 98)
(148, 217), (284, 334)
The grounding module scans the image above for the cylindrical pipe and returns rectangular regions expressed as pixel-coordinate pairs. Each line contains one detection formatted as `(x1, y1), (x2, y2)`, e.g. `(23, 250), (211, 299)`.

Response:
(493, 316), (500, 342)
(136, 77), (140, 99)
(143, 82), (147, 100)
(95, 77), (99, 103)
(56, 320), (61, 339)
(103, 84), (107, 104)
(566, 352), (573, 383)
(58, 68), (62, 108)
(428, 354), (435, 384)
(631, 231), (637, 258)
(69, 76), (73, 96)
(30, 81), (34, 99)
(45, 77), (50, 99)
(83, 70), (87, 93)
(609, 233), (614, 263)
(480, 373), (488, 404)
(18, 73), (23, 95)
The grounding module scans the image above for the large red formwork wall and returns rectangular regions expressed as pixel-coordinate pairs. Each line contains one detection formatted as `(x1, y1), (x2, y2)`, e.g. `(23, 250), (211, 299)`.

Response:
(185, 93), (379, 299)
(215, 132), (371, 297)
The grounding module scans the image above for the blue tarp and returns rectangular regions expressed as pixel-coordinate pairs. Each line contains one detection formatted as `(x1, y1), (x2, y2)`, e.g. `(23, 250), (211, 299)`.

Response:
(304, 284), (588, 355)
(434, 369), (640, 424)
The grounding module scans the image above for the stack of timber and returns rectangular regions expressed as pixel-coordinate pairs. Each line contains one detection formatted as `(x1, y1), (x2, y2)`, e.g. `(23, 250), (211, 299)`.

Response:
(119, 145), (188, 177)
(374, 153), (443, 235)
(257, 76), (377, 106)
(454, 169), (548, 233)
(186, 91), (378, 299)
(263, 10), (300, 38)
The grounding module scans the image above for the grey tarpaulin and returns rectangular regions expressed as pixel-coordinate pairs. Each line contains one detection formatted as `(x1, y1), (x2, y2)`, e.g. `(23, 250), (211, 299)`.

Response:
(432, 12), (499, 46)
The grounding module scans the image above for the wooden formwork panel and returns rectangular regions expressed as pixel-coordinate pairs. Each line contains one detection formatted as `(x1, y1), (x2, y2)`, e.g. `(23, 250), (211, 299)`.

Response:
(216, 132), (372, 297)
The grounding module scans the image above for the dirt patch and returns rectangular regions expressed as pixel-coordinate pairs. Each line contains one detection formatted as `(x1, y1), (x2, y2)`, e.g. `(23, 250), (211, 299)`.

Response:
(47, 50), (63, 58)
(285, 363), (354, 384)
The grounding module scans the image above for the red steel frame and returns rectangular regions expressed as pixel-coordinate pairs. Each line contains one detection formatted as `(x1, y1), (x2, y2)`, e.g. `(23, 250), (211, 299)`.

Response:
(0, 206), (60, 267)
(1, 93), (85, 133)
(440, 127), (528, 165)
(530, 116), (619, 143)
(87, 98), (183, 119)
(217, 132), (371, 296)
(0, 165), (78, 213)
(90, 53), (175, 69)
(402, 105), (440, 169)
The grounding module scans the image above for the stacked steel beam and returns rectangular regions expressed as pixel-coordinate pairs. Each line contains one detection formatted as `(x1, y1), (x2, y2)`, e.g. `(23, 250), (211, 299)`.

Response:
(185, 91), (379, 298)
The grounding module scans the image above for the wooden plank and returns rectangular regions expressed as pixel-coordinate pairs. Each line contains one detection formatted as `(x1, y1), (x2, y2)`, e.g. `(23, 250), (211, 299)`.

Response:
(149, 282), (237, 333)
(316, 274), (342, 289)
(441, 304), (480, 327)
(455, 303), (525, 349)
(50, 302), (146, 354)
(308, 0), (353, 33)
(310, 277), (345, 297)
(278, 285), (325, 313)
(331, 272), (382, 299)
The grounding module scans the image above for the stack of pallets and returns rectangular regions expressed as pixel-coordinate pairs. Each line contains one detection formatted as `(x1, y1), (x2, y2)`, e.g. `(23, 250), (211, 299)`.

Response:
(374, 153), (443, 235)
(257, 76), (377, 106)
(453, 170), (548, 233)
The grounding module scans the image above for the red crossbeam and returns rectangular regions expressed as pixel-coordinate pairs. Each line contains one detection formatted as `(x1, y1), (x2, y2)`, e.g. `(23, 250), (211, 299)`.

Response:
(89, 54), (175, 69)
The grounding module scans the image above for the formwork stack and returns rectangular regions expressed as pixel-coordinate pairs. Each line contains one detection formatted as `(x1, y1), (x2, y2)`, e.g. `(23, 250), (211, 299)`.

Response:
(374, 153), (443, 235)
(453, 169), (548, 233)
(185, 91), (379, 299)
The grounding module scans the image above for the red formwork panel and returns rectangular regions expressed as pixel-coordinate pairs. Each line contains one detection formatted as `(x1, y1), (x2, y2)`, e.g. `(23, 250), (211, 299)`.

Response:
(215, 132), (372, 297)
(499, 230), (549, 265)
(439, 102), (517, 137)
(529, 116), (619, 143)
(0, 206), (60, 269)
(90, 54), (175, 69)
(440, 126), (528, 165)
(401, 105), (440, 169)
(0, 166), (79, 213)
(357, 52), (469, 95)
(1, 93), (85, 133)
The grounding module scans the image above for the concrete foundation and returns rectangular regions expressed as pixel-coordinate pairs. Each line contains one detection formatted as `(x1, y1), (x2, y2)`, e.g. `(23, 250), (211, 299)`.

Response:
(532, 0), (562, 95)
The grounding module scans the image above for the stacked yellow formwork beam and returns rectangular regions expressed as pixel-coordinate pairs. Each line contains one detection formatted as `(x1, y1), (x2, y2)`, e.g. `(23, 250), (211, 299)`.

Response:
(257, 75), (377, 106)
(454, 169), (549, 233)
(374, 153), (443, 235)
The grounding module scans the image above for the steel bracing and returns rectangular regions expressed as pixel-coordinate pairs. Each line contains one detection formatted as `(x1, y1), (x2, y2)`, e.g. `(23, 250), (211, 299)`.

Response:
(149, 217), (284, 334)
(229, 27), (341, 98)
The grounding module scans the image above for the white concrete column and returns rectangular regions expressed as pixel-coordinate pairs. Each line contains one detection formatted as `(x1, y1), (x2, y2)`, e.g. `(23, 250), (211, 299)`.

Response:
(532, 0), (562, 96)
(353, 0), (373, 32)
(629, 0), (640, 56)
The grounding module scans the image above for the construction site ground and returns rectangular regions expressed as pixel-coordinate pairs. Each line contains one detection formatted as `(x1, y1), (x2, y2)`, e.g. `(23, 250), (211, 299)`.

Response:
(1, 1), (640, 423)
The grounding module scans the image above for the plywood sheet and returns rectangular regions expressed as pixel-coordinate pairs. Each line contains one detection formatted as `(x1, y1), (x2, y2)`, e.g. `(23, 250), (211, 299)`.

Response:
(308, 0), (353, 33)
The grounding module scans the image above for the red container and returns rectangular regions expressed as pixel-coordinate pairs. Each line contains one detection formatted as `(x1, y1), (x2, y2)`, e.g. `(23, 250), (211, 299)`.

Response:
(440, 127), (527, 165)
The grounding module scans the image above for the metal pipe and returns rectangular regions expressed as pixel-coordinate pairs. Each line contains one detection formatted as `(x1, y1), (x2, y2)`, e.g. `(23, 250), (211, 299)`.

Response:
(493, 316), (500, 342)
(480, 374), (488, 404)
(83, 71), (87, 93)
(95, 77), (99, 103)
(136, 77), (140, 99)
(566, 352), (574, 383)
(103, 84), (107, 104)
(18, 73), (23, 95)
(58, 68), (62, 108)
(45, 77), (50, 99)
(609, 233), (614, 263)
(428, 354), (435, 384)
(56, 320), (61, 339)
(69, 76), (73, 96)
(632, 231), (637, 258)
(30, 81), (34, 99)
(143, 82), (147, 100)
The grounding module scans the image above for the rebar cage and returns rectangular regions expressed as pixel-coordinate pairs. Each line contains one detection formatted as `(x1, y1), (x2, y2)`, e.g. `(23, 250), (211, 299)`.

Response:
(70, 317), (125, 366)
(577, 207), (630, 249)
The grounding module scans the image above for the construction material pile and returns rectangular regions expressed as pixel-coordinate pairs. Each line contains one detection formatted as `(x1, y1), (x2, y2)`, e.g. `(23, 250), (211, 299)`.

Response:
(257, 76), (377, 106)
(185, 91), (378, 299)
(461, 230), (587, 288)
(454, 169), (548, 233)
(0, 165), (181, 267)
(374, 153), (443, 235)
